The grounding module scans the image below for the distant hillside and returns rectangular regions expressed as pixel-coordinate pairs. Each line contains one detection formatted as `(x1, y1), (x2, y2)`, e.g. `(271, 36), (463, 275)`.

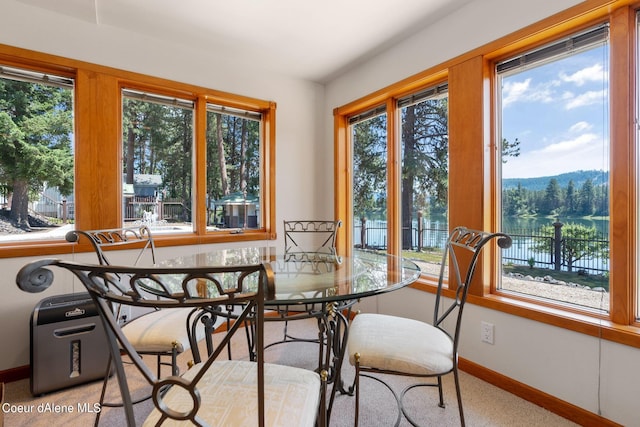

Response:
(503, 170), (609, 191)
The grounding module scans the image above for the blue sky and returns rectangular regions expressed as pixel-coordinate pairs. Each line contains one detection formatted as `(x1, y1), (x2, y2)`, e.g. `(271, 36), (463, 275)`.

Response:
(500, 44), (610, 180)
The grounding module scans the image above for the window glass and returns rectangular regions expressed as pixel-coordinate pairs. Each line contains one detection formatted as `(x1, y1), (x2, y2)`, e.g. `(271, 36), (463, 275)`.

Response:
(351, 107), (387, 250)
(122, 89), (194, 233)
(498, 25), (610, 312)
(399, 84), (449, 276)
(0, 66), (74, 242)
(206, 104), (261, 231)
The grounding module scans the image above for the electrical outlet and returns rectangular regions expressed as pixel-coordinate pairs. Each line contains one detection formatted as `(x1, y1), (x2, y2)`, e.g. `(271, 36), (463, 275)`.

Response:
(481, 321), (494, 344)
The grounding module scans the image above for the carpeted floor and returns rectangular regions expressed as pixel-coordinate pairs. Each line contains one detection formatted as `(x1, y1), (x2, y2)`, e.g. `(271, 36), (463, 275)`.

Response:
(3, 318), (578, 426)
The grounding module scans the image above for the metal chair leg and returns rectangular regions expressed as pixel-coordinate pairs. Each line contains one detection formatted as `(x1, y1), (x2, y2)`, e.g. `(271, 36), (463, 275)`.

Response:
(354, 355), (360, 427)
(94, 356), (112, 427)
(437, 375), (445, 408)
(171, 345), (179, 376)
(453, 367), (466, 427)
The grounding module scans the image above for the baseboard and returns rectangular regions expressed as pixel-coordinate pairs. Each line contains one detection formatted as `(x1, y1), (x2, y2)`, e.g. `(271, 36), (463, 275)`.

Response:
(0, 365), (29, 383)
(458, 358), (620, 427)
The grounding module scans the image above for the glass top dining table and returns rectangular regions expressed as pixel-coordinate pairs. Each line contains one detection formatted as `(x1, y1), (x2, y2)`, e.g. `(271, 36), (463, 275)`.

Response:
(159, 246), (421, 423)
(158, 246), (422, 306)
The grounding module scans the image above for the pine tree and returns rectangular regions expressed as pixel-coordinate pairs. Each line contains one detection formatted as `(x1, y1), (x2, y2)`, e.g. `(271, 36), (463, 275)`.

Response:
(579, 179), (596, 215)
(0, 79), (73, 229)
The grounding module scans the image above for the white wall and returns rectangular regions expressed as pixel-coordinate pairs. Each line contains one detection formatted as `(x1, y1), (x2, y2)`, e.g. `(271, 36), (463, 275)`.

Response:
(323, 1), (640, 425)
(0, 0), (331, 371)
(326, 0), (583, 106)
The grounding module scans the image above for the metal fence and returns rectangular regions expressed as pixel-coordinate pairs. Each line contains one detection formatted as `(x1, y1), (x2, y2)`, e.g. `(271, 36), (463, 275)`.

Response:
(504, 229), (609, 274)
(123, 197), (189, 223)
(1, 189), (187, 225)
(354, 220), (610, 275)
(1, 190), (188, 225)
(503, 231), (553, 269)
(0, 189), (75, 223)
(30, 192), (74, 222)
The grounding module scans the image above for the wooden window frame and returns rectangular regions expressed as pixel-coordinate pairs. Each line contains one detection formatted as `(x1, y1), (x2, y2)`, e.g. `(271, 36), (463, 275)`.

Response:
(0, 45), (277, 258)
(334, 0), (640, 349)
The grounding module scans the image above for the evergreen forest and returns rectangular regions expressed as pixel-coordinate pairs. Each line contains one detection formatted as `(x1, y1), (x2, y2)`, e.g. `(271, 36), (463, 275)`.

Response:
(503, 170), (609, 218)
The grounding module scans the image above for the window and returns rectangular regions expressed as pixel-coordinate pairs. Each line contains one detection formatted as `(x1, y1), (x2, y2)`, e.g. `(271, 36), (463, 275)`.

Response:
(497, 25), (610, 312)
(335, 2), (639, 347)
(206, 104), (261, 231)
(398, 84), (449, 277)
(350, 105), (388, 251)
(0, 43), (275, 253)
(122, 89), (194, 233)
(343, 83), (450, 275)
(0, 66), (74, 242)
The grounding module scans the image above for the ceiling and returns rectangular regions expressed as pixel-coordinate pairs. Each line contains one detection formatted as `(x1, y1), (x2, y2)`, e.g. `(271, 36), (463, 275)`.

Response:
(17, 0), (473, 83)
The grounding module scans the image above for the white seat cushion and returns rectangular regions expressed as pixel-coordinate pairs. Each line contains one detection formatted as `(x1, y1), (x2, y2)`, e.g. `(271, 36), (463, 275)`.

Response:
(122, 307), (206, 353)
(348, 313), (454, 375)
(143, 360), (320, 427)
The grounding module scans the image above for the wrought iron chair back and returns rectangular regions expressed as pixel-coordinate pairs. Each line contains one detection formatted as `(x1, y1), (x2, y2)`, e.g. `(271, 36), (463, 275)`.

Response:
(16, 259), (278, 427)
(283, 220), (342, 260)
(65, 225), (156, 267)
(433, 226), (513, 357)
(272, 219), (345, 324)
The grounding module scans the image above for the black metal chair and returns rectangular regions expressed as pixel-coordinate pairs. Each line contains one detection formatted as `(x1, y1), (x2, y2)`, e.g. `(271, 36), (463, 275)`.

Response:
(264, 220), (346, 348)
(66, 226), (215, 425)
(17, 259), (326, 427)
(347, 226), (512, 426)
(66, 226), (207, 376)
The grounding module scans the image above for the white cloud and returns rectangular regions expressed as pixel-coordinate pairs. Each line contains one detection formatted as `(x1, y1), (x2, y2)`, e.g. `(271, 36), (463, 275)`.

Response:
(503, 64), (607, 109)
(559, 64), (608, 86)
(536, 133), (596, 154)
(502, 79), (531, 107)
(564, 89), (607, 109)
(569, 121), (592, 133)
(560, 91), (574, 100)
(502, 78), (554, 107)
(502, 133), (608, 179)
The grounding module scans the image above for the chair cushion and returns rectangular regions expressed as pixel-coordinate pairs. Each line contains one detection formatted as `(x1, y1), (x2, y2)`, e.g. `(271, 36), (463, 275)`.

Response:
(122, 307), (206, 353)
(143, 360), (320, 427)
(347, 313), (454, 375)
